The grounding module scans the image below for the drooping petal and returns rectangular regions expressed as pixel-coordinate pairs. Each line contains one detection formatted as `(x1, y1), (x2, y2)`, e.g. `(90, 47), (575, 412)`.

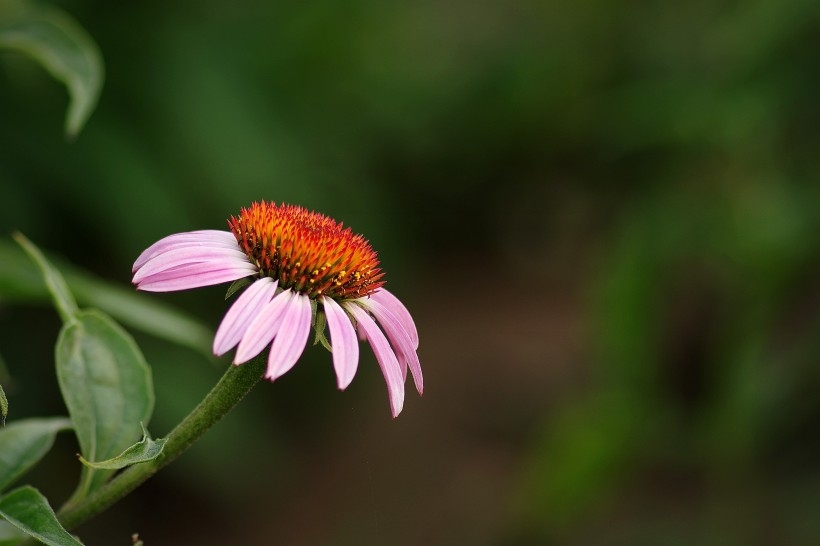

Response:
(213, 278), (278, 356)
(346, 303), (405, 418)
(322, 296), (359, 390)
(133, 246), (251, 283)
(134, 230), (239, 271)
(266, 293), (313, 381)
(359, 297), (423, 395)
(234, 289), (293, 364)
(135, 263), (257, 292)
(370, 289), (419, 349)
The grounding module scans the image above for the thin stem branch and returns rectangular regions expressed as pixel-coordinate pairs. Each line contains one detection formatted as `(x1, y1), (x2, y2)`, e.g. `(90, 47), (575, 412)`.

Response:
(56, 358), (265, 530)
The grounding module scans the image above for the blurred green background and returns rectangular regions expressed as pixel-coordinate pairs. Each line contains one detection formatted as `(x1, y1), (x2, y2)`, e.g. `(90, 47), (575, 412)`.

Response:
(2, 0), (820, 544)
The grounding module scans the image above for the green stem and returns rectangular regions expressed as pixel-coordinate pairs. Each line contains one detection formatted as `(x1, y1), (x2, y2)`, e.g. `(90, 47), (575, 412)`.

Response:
(56, 358), (265, 530)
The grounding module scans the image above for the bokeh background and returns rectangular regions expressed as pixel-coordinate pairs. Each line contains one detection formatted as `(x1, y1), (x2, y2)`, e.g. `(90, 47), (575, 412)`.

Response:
(2, 0), (820, 544)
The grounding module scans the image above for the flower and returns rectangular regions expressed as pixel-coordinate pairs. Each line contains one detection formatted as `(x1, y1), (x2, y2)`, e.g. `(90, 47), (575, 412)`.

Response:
(132, 201), (422, 417)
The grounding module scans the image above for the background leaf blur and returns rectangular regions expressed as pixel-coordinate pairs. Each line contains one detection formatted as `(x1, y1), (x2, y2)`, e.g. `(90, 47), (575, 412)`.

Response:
(1, 0), (819, 545)
(0, 0), (103, 137)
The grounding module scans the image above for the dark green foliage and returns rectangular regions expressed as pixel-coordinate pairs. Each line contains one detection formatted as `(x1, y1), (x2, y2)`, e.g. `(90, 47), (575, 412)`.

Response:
(1, 0), (819, 544)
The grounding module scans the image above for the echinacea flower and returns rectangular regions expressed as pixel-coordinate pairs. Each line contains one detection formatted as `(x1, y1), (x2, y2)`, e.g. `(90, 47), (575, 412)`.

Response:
(132, 201), (422, 417)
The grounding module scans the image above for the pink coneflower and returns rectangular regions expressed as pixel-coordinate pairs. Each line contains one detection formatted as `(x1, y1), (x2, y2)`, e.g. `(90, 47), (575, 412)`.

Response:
(132, 201), (422, 417)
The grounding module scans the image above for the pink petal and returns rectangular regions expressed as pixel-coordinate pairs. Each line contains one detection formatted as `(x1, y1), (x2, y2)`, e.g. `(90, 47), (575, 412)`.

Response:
(133, 246), (251, 283)
(322, 296), (359, 390)
(370, 289), (419, 349)
(213, 278), (278, 356)
(360, 297), (423, 395)
(234, 289), (293, 364)
(347, 303), (405, 418)
(266, 293), (312, 381)
(134, 230), (239, 271)
(135, 263), (257, 292)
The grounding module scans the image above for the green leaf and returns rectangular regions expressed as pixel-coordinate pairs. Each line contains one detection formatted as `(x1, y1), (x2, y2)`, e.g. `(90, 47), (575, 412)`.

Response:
(0, 520), (26, 545)
(312, 308), (332, 352)
(56, 310), (154, 499)
(0, 486), (83, 546)
(79, 424), (165, 470)
(0, 240), (213, 357)
(13, 233), (78, 324)
(0, 353), (8, 426)
(0, 417), (71, 493)
(0, 384), (7, 426)
(0, 0), (103, 137)
(225, 277), (252, 300)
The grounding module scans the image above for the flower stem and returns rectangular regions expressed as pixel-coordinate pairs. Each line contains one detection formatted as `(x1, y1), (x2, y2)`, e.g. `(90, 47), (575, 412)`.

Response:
(56, 358), (266, 530)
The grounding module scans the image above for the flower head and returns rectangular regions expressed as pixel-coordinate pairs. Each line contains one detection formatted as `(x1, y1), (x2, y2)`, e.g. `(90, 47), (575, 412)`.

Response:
(133, 201), (422, 417)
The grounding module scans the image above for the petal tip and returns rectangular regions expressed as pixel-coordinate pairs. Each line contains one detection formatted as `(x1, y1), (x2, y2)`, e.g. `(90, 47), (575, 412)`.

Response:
(336, 375), (354, 391)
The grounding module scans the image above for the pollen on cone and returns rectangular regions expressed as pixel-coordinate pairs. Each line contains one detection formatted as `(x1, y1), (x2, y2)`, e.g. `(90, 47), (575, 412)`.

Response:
(228, 201), (384, 300)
